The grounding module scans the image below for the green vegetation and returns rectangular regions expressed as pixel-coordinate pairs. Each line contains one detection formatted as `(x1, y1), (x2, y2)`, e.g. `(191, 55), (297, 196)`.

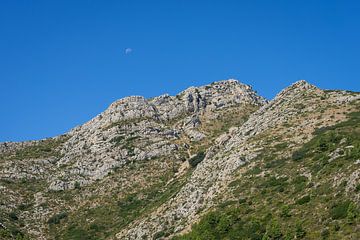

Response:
(110, 135), (125, 146)
(188, 151), (206, 167)
(74, 181), (81, 189)
(173, 206), (311, 240)
(109, 135), (140, 157)
(173, 208), (266, 240)
(47, 212), (68, 225)
(0, 135), (69, 161)
(0, 212), (31, 240)
(51, 172), (189, 239)
(0, 228), (30, 240)
(329, 201), (351, 220)
(176, 107), (360, 239)
(292, 111), (360, 163)
(295, 195), (311, 205)
(103, 117), (159, 130)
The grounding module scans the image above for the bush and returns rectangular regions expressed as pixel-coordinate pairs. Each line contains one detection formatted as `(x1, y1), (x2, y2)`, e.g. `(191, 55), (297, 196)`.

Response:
(347, 202), (358, 224)
(153, 230), (166, 239)
(295, 222), (306, 239)
(0, 227), (29, 240)
(292, 176), (308, 193)
(0, 229), (12, 239)
(74, 181), (81, 189)
(264, 158), (286, 169)
(292, 150), (306, 161)
(330, 201), (350, 220)
(296, 195), (311, 205)
(261, 176), (288, 188)
(246, 166), (262, 175)
(263, 220), (283, 240)
(9, 212), (18, 221)
(188, 151), (206, 167)
(110, 135), (125, 146)
(238, 197), (247, 204)
(280, 205), (291, 218)
(47, 212), (68, 225)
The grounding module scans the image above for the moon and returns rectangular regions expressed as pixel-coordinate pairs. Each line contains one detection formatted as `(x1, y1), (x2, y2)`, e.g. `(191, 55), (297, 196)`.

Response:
(125, 48), (132, 54)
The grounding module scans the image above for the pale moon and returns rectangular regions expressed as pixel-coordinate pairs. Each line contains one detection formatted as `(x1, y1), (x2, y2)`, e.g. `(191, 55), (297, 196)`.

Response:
(125, 48), (132, 54)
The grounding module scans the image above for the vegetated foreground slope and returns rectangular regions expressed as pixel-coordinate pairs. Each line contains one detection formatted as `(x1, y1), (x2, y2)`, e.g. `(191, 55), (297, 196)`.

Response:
(0, 79), (359, 240)
(175, 95), (360, 240)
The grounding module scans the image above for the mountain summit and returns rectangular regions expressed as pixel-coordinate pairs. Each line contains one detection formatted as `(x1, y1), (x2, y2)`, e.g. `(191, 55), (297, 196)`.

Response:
(0, 79), (359, 240)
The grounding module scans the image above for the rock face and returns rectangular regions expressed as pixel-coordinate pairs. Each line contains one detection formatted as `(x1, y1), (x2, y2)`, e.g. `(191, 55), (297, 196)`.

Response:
(0, 79), (359, 240)
(0, 80), (266, 192)
(46, 79), (267, 191)
(115, 80), (360, 239)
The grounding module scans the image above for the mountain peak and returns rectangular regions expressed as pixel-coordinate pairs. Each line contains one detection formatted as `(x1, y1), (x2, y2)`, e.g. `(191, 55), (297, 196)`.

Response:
(274, 79), (318, 100)
(292, 79), (315, 88)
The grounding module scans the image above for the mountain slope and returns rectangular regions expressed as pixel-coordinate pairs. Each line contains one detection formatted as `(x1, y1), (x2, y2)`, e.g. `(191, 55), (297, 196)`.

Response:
(174, 86), (360, 240)
(0, 79), (359, 240)
(0, 80), (265, 239)
(116, 81), (360, 239)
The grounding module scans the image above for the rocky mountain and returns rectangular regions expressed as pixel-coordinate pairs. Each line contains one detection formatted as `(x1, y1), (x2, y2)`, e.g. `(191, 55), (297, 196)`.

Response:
(0, 79), (359, 240)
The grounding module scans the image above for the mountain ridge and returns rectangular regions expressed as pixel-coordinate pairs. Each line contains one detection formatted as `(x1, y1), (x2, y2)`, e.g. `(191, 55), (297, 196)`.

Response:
(0, 79), (359, 240)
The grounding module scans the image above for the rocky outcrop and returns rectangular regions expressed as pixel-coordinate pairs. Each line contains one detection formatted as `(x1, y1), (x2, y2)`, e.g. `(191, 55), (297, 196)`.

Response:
(0, 79), (266, 191)
(115, 80), (360, 239)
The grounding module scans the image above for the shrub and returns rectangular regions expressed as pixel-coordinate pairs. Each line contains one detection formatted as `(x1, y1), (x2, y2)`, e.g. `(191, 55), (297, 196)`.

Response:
(110, 135), (125, 146)
(347, 144), (360, 160)
(347, 202), (358, 224)
(153, 230), (165, 239)
(330, 201), (350, 220)
(280, 205), (291, 218)
(62, 225), (95, 240)
(292, 176), (307, 185)
(246, 166), (262, 175)
(0, 229), (12, 239)
(264, 158), (286, 169)
(292, 150), (306, 161)
(296, 195), (311, 205)
(262, 176), (288, 188)
(273, 142), (288, 150)
(238, 197), (247, 204)
(292, 176), (308, 193)
(9, 212), (18, 221)
(89, 223), (105, 232)
(18, 204), (31, 211)
(188, 151), (206, 167)
(47, 212), (68, 225)
(263, 220), (283, 240)
(74, 181), (81, 189)
(295, 222), (306, 239)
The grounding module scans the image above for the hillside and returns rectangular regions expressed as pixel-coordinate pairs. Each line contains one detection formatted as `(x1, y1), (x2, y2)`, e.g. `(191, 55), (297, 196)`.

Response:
(0, 79), (359, 240)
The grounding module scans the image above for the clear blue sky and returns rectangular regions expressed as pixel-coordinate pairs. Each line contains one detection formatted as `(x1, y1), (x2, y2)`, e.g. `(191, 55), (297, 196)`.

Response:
(1, 1), (359, 142)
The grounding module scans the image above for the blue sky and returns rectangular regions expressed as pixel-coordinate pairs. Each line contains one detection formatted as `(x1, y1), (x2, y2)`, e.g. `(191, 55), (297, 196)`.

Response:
(0, 1), (359, 141)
